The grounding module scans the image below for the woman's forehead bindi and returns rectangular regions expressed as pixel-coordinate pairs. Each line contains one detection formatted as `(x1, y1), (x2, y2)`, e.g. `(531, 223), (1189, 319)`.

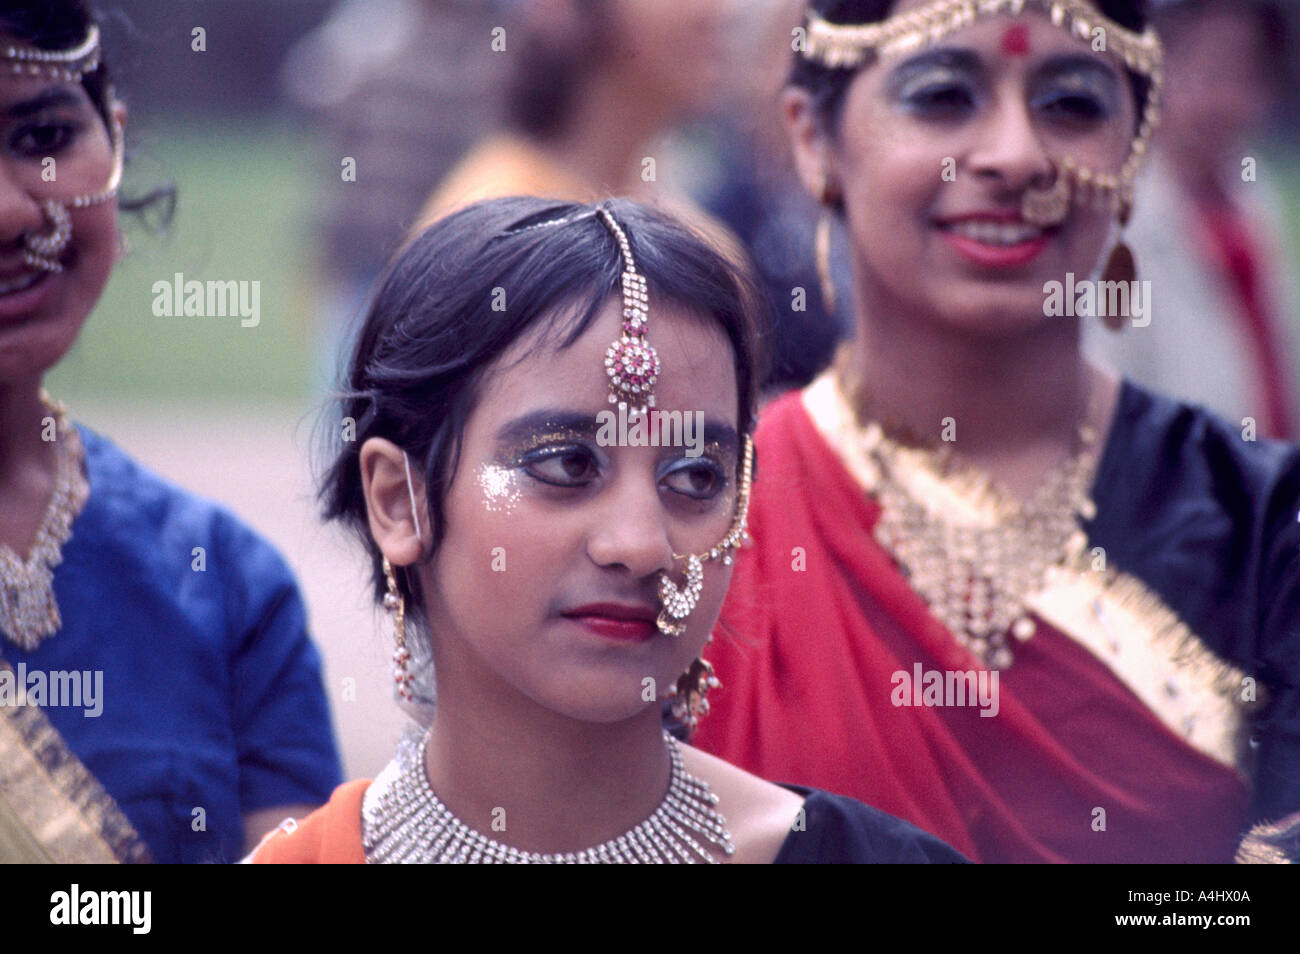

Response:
(1000, 24), (1031, 57)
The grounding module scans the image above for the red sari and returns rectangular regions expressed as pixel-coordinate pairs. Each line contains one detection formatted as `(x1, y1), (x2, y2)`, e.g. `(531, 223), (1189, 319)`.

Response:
(692, 382), (1251, 863)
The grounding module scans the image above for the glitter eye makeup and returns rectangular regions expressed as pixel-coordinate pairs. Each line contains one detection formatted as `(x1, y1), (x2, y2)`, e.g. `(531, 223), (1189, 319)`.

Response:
(658, 443), (731, 503)
(1029, 61), (1120, 122)
(888, 50), (983, 115)
(504, 441), (599, 491)
(487, 411), (742, 508)
(477, 463), (522, 514)
(487, 414), (605, 495)
(500, 426), (596, 463)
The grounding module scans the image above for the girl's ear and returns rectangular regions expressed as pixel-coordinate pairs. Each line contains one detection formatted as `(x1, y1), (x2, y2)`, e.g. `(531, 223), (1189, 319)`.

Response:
(360, 438), (427, 566)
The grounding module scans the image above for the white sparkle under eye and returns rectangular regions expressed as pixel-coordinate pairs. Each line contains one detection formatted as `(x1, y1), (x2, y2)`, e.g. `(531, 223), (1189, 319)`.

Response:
(478, 464), (520, 514)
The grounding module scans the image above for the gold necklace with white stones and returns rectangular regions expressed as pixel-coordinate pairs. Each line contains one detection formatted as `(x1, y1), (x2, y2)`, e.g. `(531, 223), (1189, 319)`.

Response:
(834, 368), (1103, 669)
(0, 392), (89, 651)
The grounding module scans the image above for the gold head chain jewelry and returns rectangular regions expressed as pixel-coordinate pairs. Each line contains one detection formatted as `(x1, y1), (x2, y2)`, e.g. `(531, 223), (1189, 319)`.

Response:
(592, 206), (755, 640)
(800, 0), (1164, 227)
(1, 24), (125, 272)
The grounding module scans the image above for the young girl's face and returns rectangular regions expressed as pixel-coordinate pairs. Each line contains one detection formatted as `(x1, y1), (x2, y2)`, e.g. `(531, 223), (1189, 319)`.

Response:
(421, 295), (742, 725)
(0, 60), (119, 384)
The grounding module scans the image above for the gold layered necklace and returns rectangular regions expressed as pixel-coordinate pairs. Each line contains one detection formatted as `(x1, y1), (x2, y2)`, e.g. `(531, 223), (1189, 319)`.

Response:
(832, 364), (1104, 669)
(0, 392), (89, 651)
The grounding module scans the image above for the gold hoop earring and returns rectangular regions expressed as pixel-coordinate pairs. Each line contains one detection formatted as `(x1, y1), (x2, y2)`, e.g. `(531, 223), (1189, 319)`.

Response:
(383, 558), (413, 702)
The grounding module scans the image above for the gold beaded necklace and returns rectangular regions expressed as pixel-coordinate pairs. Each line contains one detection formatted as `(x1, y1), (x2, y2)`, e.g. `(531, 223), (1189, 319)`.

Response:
(0, 392), (89, 651)
(832, 361), (1105, 669)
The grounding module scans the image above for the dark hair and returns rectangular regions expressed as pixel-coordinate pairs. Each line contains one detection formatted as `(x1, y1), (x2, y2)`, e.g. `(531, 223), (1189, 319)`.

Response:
(0, 0), (112, 125)
(791, 0), (1151, 136)
(320, 196), (770, 618)
(0, 0), (175, 227)
(505, 0), (614, 138)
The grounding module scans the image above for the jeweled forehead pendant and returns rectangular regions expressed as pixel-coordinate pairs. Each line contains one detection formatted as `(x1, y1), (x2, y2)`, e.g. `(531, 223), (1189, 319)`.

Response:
(596, 206), (660, 418)
(800, 0), (1164, 228)
(2, 25), (124, 273)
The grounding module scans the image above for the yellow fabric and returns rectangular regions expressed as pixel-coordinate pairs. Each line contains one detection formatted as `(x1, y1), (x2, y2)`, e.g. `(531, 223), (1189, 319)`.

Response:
(0, 659), (147, 863)
(411, 133), (750, 272)
(0, 788), (54, 863)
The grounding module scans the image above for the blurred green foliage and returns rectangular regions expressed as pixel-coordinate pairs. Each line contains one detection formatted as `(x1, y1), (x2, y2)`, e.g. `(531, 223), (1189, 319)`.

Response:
(48, 120), (319, 401)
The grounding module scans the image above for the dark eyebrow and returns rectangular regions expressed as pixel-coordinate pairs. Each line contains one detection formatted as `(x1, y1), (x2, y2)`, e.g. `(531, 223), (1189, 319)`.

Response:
(4, 89), (83, 119)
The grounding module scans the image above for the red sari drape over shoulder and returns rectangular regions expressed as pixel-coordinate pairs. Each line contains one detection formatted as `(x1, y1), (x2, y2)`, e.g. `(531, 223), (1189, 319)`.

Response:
(691, 391), (1249, 863)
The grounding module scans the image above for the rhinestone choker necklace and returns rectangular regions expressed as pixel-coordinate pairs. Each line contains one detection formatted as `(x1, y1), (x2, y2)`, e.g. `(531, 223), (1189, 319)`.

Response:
(362, 731), (736, 863)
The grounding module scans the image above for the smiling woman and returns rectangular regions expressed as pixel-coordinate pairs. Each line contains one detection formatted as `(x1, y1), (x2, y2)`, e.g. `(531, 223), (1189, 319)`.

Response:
(690, 0), (1300, 864)
(0, 0), (342, 864)
(247, 195), (969, 864)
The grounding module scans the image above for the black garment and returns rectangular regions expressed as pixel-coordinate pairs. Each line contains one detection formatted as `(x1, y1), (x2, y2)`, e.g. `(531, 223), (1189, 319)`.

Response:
(1086, 379), (1300, 823)
(773, 785), (969, 864)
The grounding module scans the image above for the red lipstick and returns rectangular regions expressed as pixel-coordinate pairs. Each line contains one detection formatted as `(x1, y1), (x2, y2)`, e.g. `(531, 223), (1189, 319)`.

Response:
(562, 603), (659, 643)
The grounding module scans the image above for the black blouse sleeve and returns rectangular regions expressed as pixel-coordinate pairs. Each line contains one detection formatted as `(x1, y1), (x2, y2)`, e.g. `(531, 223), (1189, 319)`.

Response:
(1087, 380), (1300, 823)
(772, 786), (970, 864)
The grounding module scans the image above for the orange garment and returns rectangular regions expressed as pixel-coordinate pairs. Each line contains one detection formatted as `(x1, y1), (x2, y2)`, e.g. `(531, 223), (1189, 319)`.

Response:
(250, 780), (369, 864)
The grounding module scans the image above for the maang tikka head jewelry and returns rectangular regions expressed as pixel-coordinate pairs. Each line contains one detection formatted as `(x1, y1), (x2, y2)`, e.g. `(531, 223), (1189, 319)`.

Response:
(800, 0), (1163, 228)
(597, 206), (660, 419)
(593, 206), (755, 639)
(1, 24), (125, 273)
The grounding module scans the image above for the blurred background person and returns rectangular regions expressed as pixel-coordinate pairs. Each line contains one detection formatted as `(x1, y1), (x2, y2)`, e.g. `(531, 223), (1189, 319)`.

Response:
(413, 0), (744, 265)
(1085, 0), (1300, 439)
(281, 0), (509, 388)
(692, 0), (854, 392)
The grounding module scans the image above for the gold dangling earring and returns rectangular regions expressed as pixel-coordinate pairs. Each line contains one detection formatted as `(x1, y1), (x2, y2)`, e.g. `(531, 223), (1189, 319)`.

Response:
(663, 649), (722, 736)
(1100, 201), (1136, 332)
(382, 558), (413, 702)
(814, 169), (836, 315)
(816, 213), (836, 316)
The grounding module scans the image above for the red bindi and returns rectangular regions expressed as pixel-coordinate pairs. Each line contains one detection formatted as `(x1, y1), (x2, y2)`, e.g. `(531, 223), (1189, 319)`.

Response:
(1000, 25), (1031, 57)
